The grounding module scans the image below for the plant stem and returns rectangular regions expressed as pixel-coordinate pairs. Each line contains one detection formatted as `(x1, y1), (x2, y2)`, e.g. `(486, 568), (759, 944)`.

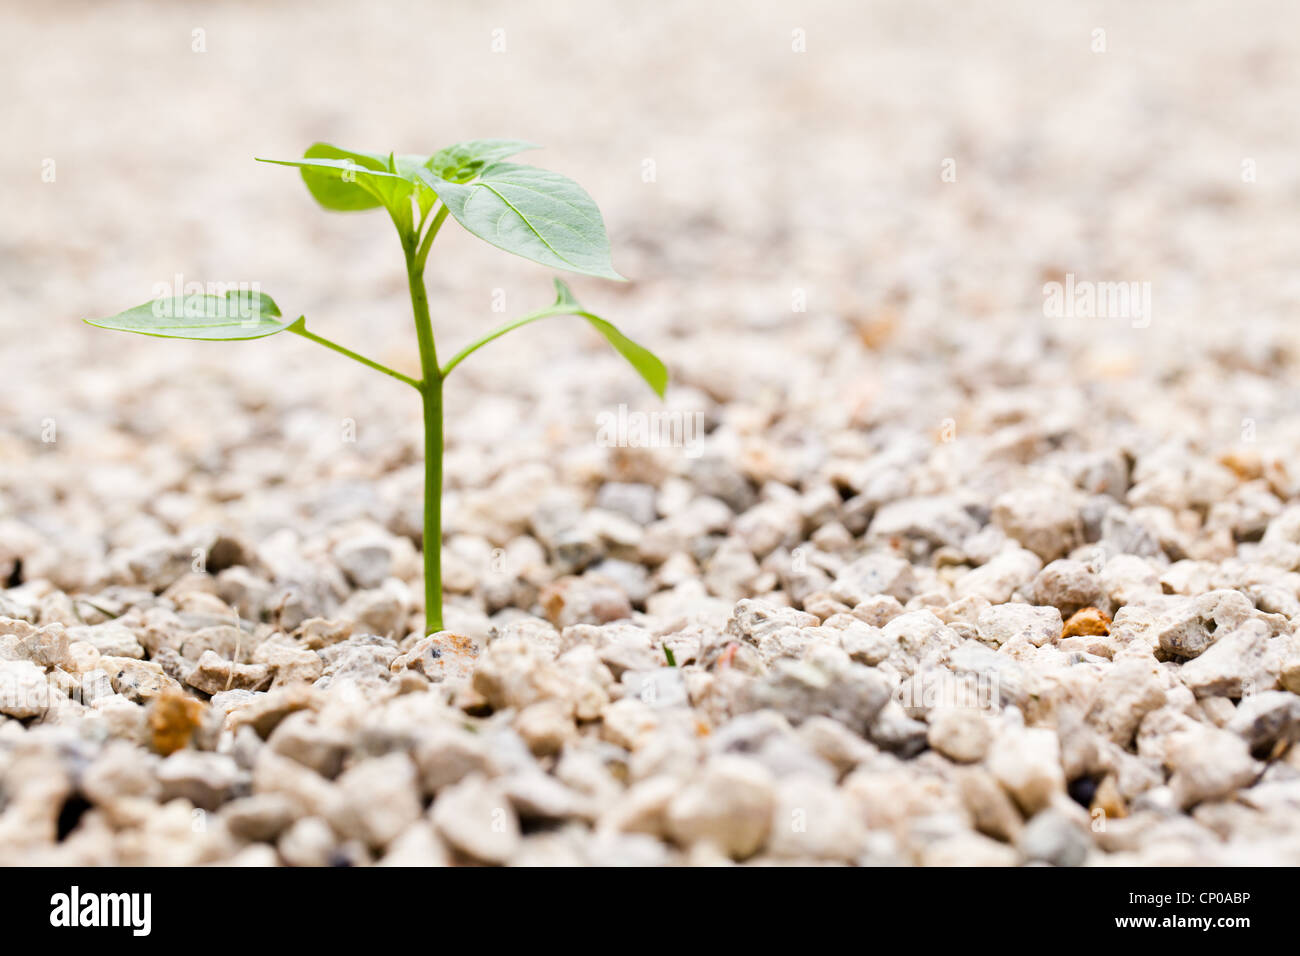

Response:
(439, 304), (569, 378)
(405, 238), (443, 635)
(415, 206), (450, 272)
(420, 375), (444, 635)
(288, 321), (421, 390)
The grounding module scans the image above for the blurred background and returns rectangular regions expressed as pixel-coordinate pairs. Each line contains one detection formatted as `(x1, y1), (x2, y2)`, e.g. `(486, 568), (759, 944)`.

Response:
(2, 0), (1299, 598)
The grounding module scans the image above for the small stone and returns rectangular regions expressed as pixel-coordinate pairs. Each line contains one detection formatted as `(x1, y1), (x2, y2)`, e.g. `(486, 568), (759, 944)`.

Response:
(268, 712), (351, 778)
(295, 618), (353, 650)
(432, 774), (521, 864)
(1086, 658), (1166, 747)
(540, 576), (633, 628)
(1166, 725), (1262, 808)
(338, 587), (407, 639)
(958, 768), (1024, 842)
(733, 497), (802, 559)
(597, 774), (678, 838)
(868, 699), (929, 756)
(976, 604), (1063, 648)
(1282, 654), (1300, 696)
(919, 831), (1020, 867)
(178, 625), (248, 663)
(595, 482), (658, 526)
(100, 656), (184, 704)
(1155, 590), (1255, 660)
(379, 821), (452, 866)
(942, 641), (1033, 711)
(1018, 808), (1090, 866)
(1226, 691), (1300, 753)
(561, 622), (659, 679)
(277, 816), (338, 867)
(514, 698), (577, 756)
(316, 634), (400, 692)
(334, 753), (423, 849)
(157, 750), (247, 810)
(412, 724), (491, 795)
(1032, 560), (1111, 617)
(3, 621), (74, 669)
(216, 567), (275, 620)
(501, 771), (594, 822)
(796, 716), (875, 776)
(600, 698), (660, 751)
(252, 639), (324, 687)
(736, 645), (892, 732)
(1090, 775), (1127, 821)
(334, 535), (398, 590)
(81, 740), (161, 811)
(252, 750), (342, 820)
(828, 553), (917, 605)
(955, 548), (1043, 604)
(868, 496), (979, 552)
(184, 650), (272, 695)
(228, 685), (317, 738)
(472, 637), (571, 712)
(850, 594), (906, 627)
(64, 623), (144, 660)
(220, 793), (297, 843)
(927, 708), (993, 763)
(148, 690), (206, 755)
(703, 537), (761, 600)
(1179, 620), (1282, 698)
(390, 631), (478, 684)
(725, 598), (817, 642)
(588, 558), (651, 605)
(620, 668), (689, 710)
(767, 774), (865, 861)
(666, 756), (776, 860)
(992, 487), (1083, 562)
(1061, 607), (1111, 639)
(988, 726), (1066, 815)
(0, 659), (51, 718)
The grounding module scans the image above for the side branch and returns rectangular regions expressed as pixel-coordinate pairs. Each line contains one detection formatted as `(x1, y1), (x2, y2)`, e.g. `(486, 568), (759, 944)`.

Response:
(288, 319), (422, 390)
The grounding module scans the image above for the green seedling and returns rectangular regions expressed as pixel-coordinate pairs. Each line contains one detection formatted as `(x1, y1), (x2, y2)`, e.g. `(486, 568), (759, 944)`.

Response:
(86, 139), (666, 635)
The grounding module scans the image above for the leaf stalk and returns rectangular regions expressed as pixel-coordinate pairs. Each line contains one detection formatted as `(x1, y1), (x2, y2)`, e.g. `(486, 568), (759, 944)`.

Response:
(288, 320), (421, 390)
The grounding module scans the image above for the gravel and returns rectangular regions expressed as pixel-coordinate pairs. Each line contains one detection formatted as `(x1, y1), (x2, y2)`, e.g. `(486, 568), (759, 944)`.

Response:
(3, 0), (1300, 866)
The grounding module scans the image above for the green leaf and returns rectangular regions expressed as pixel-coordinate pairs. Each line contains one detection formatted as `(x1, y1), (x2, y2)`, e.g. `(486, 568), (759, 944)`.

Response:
(258, 140), (542, 227)
(441, 279), (666, 398)
(393, 154), (442, 218)
(562, 282), (666, 397)
(257, 144), (411, 213)
(426, 139), (539, 184)
(417, 163), (623, 280)
(84, 290), (295, 341)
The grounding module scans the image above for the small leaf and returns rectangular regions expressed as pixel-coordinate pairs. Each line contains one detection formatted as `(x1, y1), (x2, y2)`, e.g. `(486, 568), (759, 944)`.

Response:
(551, 280), (667, 397)
(440, 279), (666, 399)
(662, 643), (677, 667)
(257, 144), (410, 213)
(418, 163), (623, 280)
(426, 139), (539, 184)
(552, 278), (580, 308)
(84, 290), (294, 341)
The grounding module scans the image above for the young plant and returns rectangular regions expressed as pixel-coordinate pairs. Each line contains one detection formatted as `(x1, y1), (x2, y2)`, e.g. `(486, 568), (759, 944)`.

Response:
(86, 140), (666, 635)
